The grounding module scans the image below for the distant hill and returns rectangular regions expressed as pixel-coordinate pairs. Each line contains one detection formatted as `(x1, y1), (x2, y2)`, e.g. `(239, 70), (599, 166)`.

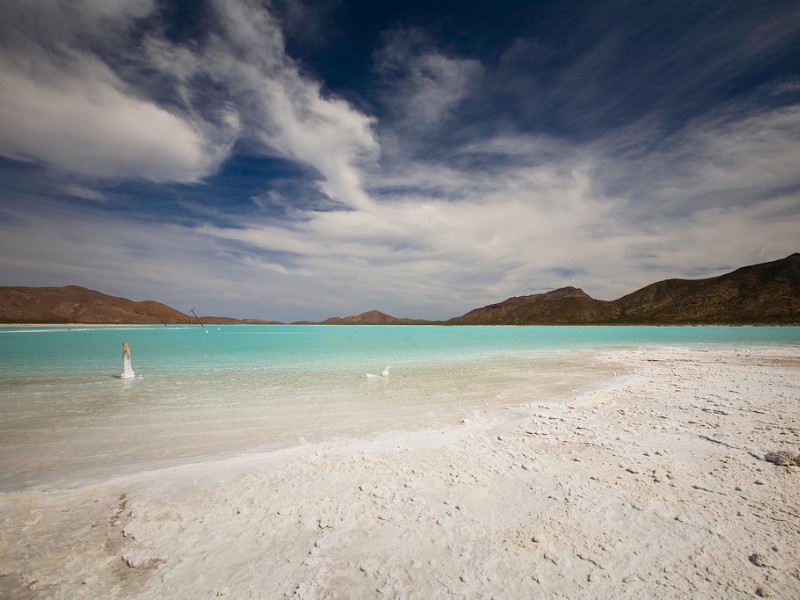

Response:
(0, 286), (286, 325)
(450, 253), (800, 325)
(612, 253), (800, 324)
(450, 287), (614, 325)
(318, 309), (425, 325)
(0, 285), (194, 324)
(2, 254), (797, 325)
(199, 316), (284, 325)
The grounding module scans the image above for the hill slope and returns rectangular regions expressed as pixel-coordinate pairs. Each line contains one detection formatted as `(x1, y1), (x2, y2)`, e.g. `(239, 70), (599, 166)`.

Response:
(613, 254), (800, 324)
(451, 253), (800, 325)
(0, 286), (194, 324)
(450, 287), (615, 325)
(2, 254), (797, 325)
(319, 310), (425, 325)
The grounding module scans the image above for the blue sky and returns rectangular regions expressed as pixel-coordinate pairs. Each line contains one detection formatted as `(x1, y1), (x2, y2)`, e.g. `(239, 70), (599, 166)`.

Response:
(0, 0), (798, 321)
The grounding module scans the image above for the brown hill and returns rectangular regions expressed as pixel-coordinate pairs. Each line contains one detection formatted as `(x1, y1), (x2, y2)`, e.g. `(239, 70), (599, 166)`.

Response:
(450, 287), (615, 325)
(3, 254), (797, 326)
(614, 253), (800, 324)
(451, 253), (800, 325)
(320, 309), (421, 325)
(0, 285), (194, 324)
(200, 316), (283, 325)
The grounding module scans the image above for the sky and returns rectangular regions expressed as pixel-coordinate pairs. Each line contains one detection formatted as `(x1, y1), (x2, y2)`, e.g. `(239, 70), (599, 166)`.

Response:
(0, 0), (798, 322)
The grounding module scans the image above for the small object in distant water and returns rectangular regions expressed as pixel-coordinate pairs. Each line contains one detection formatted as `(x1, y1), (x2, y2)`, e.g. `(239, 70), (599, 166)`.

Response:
(189, 307), (209, 334)
(366, 366), (391, 378)
(121, 341), (135, 379)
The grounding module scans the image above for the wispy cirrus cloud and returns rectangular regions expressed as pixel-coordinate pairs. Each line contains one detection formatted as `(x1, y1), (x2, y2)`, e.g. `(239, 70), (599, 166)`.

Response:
(0, 0), (377, 209)
(135, 0), (379, 210)
(374, 27), (482, 134)
(195, 85), (800, 314)
(0, 0), (233, 183)
(0, 55), (230, 182)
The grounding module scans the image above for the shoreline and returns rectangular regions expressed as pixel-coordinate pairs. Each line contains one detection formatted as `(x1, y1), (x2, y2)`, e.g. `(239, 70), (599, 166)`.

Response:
(0, 323), (195, 327)
(1, 346), (798, 598)
(1, 322), (798, 328)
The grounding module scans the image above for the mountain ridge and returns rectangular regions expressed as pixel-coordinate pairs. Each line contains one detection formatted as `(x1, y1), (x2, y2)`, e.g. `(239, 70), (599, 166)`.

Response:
(0, 285), (193, 324)
(0, 286), (276, 325)
(1, 253), (798, 325)
(317, 310), (426, 325)
(450, 253), (800, 325)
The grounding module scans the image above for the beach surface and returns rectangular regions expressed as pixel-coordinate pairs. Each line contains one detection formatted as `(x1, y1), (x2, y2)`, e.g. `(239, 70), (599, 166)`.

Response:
(1, 346), (798, 599)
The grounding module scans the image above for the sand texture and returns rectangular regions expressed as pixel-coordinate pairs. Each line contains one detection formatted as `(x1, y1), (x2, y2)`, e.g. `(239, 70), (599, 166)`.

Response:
(1, 347), (799, 598)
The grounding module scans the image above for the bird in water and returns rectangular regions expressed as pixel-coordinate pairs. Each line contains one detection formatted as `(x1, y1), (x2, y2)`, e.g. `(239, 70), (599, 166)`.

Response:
(366, 366), (390, 378)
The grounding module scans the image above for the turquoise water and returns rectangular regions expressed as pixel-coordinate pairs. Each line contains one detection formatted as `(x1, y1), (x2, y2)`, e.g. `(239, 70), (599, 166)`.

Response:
(1, 325), (798, 491)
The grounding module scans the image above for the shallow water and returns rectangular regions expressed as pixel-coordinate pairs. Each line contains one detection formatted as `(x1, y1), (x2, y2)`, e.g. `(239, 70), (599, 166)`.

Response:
(1, 325), (797, 490)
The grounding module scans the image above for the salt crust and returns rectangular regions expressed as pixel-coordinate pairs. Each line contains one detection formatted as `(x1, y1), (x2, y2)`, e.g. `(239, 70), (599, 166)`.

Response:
(1, 346), (799, 599)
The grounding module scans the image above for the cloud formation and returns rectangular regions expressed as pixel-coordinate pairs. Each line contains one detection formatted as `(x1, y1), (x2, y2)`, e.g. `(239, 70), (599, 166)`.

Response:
(0, 0), (798, 320)
(0, 0), (377, 200)
(195, 0), (380, 209)
(375, 27), (482, 133)
(0, 0), (230, 182)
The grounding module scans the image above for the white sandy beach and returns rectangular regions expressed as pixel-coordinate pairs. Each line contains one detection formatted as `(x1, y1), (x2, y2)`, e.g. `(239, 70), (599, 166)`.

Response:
(1, 346), (798, 599)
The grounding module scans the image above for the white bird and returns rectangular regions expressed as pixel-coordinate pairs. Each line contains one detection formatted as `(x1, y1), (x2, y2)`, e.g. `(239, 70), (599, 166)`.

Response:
(366, 366), (390, 378)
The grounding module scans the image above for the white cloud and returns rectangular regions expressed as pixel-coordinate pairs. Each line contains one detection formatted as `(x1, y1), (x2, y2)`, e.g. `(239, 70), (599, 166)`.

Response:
(0, 54), (228, 182)
(195, 151), (628, 310)
(0, 0), (376, 200)
(2, 109), (798, 321)
(375, 28), (482, 131)
(582, 101), (800, 286)
(0, 0), (155, 49)
(674, 105), (800, 202)
(192, 95), (800, 315)
(62, 185), (107, 202)
(592, 101), (800, 228)
(0, 1), (234, 183)
(138, 0), (379, 209)
(206, 0), (379, 210)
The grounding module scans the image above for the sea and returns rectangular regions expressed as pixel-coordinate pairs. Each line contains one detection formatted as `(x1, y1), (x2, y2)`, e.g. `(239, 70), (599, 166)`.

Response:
(1, 324), (798, 492)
